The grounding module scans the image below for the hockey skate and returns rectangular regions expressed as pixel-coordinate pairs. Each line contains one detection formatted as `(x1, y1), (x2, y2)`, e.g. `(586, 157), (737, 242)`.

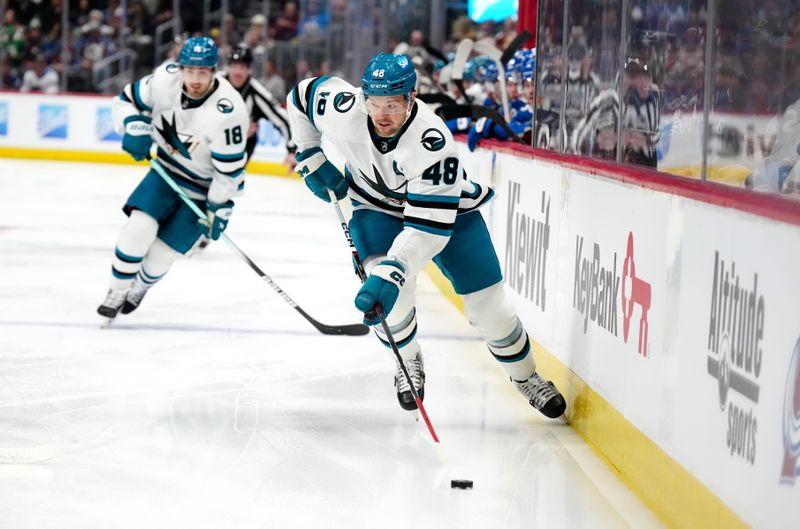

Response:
(97, 288), (128, 321)
(394, 353), (425, 411)
(512, 373), (567, 419)
(120, 278), (150, 315)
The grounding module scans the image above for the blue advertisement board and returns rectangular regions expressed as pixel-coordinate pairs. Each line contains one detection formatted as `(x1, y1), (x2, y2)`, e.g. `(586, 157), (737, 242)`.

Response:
(96, 107), (122, 141)
(38, 104), (68, 139)
(0, 101), (7, 136)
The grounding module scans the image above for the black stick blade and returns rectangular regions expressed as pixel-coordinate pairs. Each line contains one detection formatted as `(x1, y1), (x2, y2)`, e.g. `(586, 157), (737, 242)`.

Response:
(500, 30), (533, 65)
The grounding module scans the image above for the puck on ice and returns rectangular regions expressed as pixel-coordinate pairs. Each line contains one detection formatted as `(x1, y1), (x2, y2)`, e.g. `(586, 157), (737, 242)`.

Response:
(450, 479), (473, 489)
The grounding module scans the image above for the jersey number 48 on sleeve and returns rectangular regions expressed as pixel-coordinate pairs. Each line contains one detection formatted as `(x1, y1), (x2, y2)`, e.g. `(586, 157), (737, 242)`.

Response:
(422, 157), (459, 185)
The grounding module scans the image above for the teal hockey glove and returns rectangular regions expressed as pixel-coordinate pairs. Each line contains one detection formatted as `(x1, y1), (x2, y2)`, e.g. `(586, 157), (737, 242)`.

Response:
(295, 148), (348, 202)
(354, 260), (406, 325)
(201, 200), (234, 240)
(121, 115), (153, 161)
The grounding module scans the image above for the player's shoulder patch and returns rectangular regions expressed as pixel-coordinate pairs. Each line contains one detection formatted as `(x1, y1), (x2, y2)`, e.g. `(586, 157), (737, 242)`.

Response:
(216, 98), (234, 114)
(420, 127), (446, 152)
(165, 62), (179, 74)
(333, 91), (356, 113)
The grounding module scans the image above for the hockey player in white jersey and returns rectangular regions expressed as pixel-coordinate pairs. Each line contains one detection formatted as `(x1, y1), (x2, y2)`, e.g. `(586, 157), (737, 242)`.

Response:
(287, 52), (566, 419)
(97, 36), (249, 320)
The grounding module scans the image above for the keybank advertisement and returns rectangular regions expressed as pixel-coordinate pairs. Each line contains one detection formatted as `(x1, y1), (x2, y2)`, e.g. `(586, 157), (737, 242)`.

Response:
(0, 92), (287, 163)
(556, 171), (671, 443)
(458, 144), (800, 528)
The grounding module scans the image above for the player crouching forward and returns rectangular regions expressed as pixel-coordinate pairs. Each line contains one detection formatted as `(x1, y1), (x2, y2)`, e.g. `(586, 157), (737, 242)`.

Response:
(97, 36), (249, 321)
(286, 52), (566, 419)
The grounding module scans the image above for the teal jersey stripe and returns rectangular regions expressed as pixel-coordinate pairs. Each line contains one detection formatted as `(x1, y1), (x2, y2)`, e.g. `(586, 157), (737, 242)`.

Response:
(378, 325), (417, 349)
(306, 75), (331, 128)
(132, 81), (153, 112)
(295, 146), (323, 161)
(215, 168), (244, 178)
(114, 247), (143, 263)
(211, 151), (245, 162)
(157, 147), (210, 182)
(291, 85), (305, 114)
(403, 221), (453, 237)
(407, 192), (460, 204)
(112, 267), (137, 280)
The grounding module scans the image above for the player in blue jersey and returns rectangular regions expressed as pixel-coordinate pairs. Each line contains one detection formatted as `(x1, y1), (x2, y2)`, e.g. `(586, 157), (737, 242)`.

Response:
(287, 52), (566, 419)
(96, 36), (249, 321)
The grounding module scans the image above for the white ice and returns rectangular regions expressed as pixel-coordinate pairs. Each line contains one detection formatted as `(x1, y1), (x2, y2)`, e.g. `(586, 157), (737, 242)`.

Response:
(0, 159), (664, 529)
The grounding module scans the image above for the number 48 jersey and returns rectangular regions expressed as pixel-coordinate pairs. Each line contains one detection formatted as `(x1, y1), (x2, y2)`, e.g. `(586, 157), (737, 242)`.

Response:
(287, 76), (494, 275)
(113, 62), (250, 205)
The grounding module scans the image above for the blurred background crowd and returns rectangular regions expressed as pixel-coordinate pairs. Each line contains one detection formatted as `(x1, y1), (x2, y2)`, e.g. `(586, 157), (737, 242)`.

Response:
(1, 0), (799, 197)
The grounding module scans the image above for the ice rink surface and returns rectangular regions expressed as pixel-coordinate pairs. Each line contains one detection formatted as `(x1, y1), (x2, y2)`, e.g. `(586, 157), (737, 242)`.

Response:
(0, 159), (664, 529)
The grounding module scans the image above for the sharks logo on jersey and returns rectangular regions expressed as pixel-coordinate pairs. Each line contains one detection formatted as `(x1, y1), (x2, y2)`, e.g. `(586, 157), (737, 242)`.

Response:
(333, 92), (356, 113)
(216, 98), (234, 114)
(155, 113), (197, 159)
(421, 128), (446, 152)
(360, 164), (407, 206)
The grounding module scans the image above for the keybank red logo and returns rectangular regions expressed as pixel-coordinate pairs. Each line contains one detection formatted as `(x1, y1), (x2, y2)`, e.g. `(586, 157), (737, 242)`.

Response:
(782, 337), (800, 485)
(622, 232), (652, 356)
(573, 231), (652, 356)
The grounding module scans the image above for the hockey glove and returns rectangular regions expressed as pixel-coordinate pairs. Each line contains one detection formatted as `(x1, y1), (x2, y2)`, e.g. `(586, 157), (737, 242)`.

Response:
(295, 149), (348, 202)
(200, 200), (234, 241)
(467, 117), (493, 152)
(354, 260), (406, 325)
(121, 115), (153, 161)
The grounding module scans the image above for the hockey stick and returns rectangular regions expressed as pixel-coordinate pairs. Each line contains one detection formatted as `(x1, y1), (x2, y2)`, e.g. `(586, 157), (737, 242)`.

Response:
(435, 103), (526, 145)
(149, 159), (369, 336)
(499, 30), (533, 66)
(451, 38), (473, 103)
(473, 39), (511, 124)
(327, 189), (440, 444)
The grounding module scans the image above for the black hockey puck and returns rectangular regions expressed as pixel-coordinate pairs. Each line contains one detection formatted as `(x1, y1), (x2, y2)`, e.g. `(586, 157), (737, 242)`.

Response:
(450, 479), (473, 489)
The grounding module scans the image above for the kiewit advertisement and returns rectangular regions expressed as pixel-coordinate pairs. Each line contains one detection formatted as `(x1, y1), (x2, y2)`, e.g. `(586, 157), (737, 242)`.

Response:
(489, 155), (562, 350)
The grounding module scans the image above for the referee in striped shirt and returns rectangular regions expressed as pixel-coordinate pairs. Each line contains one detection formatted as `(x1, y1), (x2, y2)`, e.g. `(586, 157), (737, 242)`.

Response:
(224, 47), (296, 169)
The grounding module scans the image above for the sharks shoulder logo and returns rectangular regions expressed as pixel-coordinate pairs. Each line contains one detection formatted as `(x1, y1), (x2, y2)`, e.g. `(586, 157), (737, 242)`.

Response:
(156, 113), (196, 159)
(216, 98), (234, 114)
(421, 128), (446, 152)
(334, 92), (356, 113)
(166, 63), (179, 74)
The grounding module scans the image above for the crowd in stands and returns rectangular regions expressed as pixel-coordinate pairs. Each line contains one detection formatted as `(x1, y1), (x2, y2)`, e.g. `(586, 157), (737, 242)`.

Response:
(3, 0), (798, 197)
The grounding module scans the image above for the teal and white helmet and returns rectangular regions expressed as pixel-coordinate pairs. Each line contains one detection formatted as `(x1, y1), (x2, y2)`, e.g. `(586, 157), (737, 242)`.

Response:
(361, 52), (417, 100)
(178, 36), (218, 68)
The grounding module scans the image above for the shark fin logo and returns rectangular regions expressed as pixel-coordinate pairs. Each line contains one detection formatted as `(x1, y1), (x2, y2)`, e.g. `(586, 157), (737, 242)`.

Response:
(421, 128), (446, 152)
(333, 92), (356, 113)
(156, 113), (195, 159)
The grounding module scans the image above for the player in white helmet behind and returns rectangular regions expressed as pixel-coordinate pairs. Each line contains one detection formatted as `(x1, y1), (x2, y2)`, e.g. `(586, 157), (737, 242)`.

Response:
(287, 52), (566, 419)
(96, 36), (249, 321)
